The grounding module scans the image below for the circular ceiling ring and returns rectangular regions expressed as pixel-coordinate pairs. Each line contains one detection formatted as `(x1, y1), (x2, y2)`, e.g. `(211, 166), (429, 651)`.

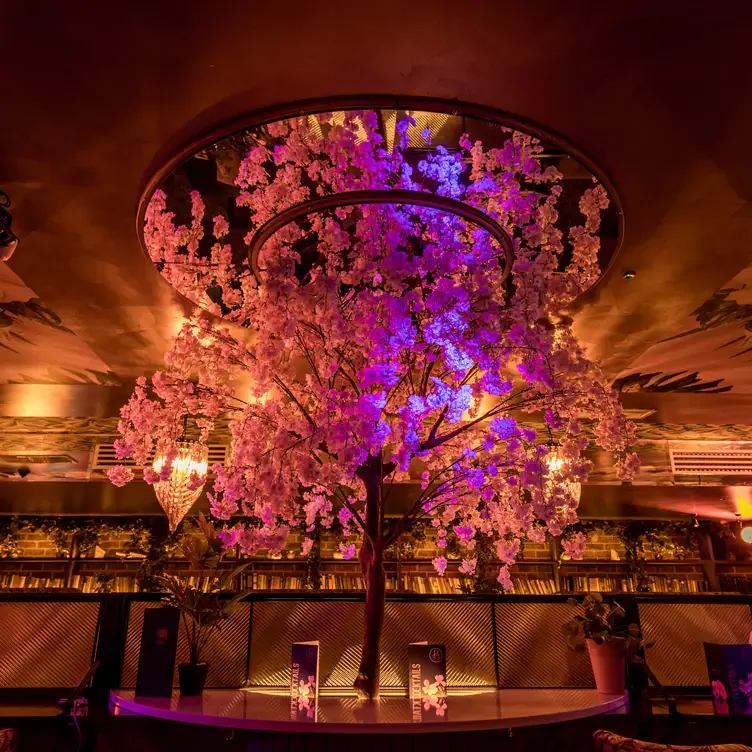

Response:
(245, 189), (515, 285)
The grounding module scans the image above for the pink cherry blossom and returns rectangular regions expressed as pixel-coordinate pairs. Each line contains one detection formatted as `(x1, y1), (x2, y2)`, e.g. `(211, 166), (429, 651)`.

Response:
(458, 559), (477, 576)
(432, 556), (448, 576)
(496, 538), (521, 566)
(107, 465), (134, 487)
(561, 532), (587, 560)
(497, 565), (513, 591)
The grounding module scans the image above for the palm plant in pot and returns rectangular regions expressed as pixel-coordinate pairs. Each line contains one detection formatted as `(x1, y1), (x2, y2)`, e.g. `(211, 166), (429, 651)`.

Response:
(563, 594), (653, 695)
(158, 513), (248, 696)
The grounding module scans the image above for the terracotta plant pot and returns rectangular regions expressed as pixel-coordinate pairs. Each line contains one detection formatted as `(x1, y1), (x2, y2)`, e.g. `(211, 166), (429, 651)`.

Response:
(586, 638), (626, 694)
(178, 662), (209, 696)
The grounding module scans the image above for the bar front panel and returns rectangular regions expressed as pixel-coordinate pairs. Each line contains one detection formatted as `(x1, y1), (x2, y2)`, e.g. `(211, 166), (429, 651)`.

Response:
(0, 601), (100, 688)
(120, 600), (251, 688)
(638, 602), (752, 686)
(495, 602), (595, 687)
(249, 600), (365, 690)
(381, 601), (496, 688)
(249, 599), (497, 692)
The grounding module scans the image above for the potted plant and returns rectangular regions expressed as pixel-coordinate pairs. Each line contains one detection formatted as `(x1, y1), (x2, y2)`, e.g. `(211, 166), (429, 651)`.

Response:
(563, 593), (653, 694)
(158, 513), (248, 696)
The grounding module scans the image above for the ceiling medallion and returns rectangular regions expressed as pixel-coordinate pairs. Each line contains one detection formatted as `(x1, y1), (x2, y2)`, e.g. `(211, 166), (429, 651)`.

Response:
(137, 100), (621, 316)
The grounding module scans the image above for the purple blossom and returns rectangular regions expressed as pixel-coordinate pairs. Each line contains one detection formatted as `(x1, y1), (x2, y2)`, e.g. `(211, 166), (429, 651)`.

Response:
(458, 558), (476, 575)
(454, 525), (475, 544)
(490, 416), (518, 439)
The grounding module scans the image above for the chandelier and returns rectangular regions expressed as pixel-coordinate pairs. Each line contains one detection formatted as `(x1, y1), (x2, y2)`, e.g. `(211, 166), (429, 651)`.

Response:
(546, 450), (582, 504)
(152, 441), (209, 532)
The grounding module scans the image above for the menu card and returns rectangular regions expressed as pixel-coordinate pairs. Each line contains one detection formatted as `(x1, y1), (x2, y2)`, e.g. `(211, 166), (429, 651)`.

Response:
(408, 642), (447, 721)
(290, 641), (319, 721)
(704, 642), (752, 715)
(135, 607), (179, 698)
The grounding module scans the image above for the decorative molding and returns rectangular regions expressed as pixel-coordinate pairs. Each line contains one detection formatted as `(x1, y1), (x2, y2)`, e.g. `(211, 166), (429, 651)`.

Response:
(0, 417), (121, 434)
(0, 416), (750, 446)
(634, 424), (752, 442)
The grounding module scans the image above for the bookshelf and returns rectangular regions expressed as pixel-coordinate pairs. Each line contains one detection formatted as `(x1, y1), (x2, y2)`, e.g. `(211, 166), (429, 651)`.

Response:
(2, 521), (752, 595)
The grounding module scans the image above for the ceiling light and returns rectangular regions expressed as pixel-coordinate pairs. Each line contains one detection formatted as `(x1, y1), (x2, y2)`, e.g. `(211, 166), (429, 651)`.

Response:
(152, 442), (209, 532)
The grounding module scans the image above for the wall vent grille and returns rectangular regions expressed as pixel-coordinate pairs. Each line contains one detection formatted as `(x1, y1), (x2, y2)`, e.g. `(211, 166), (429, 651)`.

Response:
(91, 443), (228, 471)
(0, 454), (75, 464)
(669, 443), (752, 475)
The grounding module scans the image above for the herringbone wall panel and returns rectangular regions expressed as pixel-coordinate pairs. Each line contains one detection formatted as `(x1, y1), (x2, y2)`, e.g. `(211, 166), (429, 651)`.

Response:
(638, 602), (752, 686)
(249, 600), (365, 690)
(0, 601), (100, 688)
(381, 601), (496, 688)
(495, 602), (594, 687)
(249, 600), (496, 691)
(120, 600), (250, 687)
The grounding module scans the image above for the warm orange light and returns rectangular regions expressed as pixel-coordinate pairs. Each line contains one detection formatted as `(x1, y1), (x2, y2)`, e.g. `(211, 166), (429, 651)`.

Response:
(152, 442), (208, 532)
(731, 487), (752, 520)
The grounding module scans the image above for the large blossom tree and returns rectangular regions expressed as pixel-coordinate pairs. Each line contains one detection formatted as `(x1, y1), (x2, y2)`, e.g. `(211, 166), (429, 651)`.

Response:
(109, 111), (638, 699)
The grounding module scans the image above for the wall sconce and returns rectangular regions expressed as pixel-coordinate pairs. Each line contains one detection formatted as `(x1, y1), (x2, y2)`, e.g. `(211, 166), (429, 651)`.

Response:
(0, 190), (19, 262)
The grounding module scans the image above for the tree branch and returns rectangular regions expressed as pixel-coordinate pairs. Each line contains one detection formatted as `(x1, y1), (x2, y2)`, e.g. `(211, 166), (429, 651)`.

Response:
(273, 377), (316, 428)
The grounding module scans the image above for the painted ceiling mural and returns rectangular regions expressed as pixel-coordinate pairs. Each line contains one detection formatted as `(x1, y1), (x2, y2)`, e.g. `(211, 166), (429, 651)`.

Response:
(0, 265), (118, 386)
(615, 263), (752, 394)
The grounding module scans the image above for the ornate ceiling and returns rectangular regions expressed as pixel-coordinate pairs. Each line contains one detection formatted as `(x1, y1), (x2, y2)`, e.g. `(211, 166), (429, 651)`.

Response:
(2, 2), (752, 514)
(616, 262), (752, 394)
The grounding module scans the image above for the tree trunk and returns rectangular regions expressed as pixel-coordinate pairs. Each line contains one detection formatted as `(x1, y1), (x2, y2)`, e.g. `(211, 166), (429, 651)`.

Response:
(354, 538), (386, 700)
(353, 455), (386, 700)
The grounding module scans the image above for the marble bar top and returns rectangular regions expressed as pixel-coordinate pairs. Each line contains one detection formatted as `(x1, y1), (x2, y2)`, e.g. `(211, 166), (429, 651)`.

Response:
(110, 688), (628, 734)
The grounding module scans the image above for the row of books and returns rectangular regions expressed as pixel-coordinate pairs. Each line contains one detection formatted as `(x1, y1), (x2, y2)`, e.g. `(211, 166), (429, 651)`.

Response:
(509, 578), (557, 594)
(562, 576), (636, 593)
(243, 573), (400, 591)
(402, 576), (464, 594)
(644, 575), (706, 593)
(719, 575), (752, 593)
(244, 573), (310, 590)
(72, 575), (140, 593)
(0, 574), (66, 589)
(563, 575), (707, 594)
(0, 567), (715, 594)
